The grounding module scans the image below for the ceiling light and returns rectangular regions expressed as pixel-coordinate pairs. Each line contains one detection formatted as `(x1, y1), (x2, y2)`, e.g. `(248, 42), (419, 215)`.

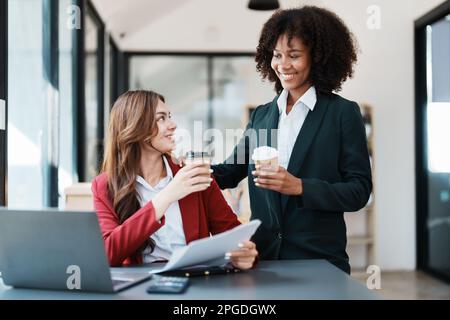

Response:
(248, 0), (280, 11)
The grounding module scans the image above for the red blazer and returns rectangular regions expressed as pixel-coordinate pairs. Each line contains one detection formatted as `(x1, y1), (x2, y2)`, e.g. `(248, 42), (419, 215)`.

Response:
(91, 157), (241, 266)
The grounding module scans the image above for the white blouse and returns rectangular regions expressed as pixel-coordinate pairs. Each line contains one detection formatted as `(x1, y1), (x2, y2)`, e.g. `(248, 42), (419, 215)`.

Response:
(136, 156), (186, 263)
(276, 86), (317, 168)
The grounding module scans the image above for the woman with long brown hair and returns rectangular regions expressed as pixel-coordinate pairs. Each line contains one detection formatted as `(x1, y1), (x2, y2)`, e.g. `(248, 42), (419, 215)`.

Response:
(92, 90), (257, 268)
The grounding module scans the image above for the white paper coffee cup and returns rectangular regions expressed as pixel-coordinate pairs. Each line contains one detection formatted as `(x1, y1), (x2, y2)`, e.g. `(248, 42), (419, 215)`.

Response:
(251, 146), (279, 172)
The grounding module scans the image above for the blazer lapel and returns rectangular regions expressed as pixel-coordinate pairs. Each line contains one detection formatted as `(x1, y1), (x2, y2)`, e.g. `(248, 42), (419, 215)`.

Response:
(167, 157), (200, 244)
(280, 93), (331, 212)
(255, 98), (283, 229)
(266, 97), (280, 148)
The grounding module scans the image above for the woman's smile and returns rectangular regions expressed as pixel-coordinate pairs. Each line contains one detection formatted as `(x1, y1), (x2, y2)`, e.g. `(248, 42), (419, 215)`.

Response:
(164, 133), (175, 142)
(279, 72), (296, 81)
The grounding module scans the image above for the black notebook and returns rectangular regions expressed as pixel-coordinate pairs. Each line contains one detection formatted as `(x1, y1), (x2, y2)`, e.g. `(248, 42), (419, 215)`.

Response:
(160, 264), (241, 277)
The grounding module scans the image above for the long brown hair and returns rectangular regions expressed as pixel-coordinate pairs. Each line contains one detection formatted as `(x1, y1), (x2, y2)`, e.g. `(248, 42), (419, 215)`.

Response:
(102, 90), (165, 253)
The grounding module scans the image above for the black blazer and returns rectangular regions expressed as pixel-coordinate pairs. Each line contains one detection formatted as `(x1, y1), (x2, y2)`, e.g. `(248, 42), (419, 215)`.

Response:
(212, 92), (372, 273)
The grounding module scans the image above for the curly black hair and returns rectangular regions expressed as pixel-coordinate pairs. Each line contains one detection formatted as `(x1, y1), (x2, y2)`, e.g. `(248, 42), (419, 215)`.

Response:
(255, 6), (358, 94)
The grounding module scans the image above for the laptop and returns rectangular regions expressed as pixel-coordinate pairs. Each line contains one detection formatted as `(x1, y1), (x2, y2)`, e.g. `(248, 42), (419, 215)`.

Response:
(0, 208), (152, 293)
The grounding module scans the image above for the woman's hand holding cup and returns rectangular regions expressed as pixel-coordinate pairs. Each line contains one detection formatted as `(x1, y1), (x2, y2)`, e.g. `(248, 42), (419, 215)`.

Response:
(251, 146), (279, 174)
(153, 157), (212, 221)
(164, 162), (212, 203)
(251, 146), (303, 196)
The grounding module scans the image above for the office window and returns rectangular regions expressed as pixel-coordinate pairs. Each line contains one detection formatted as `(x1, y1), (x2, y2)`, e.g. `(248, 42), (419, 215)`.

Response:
(427, 18), (450, 173)
(7, 0), (46, 208)
(7, 0), (80, 208)
(415, 3), (450, 282)
(425, 16), (450, 279)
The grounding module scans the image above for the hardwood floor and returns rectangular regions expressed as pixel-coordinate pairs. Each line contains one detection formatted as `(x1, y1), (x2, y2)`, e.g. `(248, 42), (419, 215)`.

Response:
(351, 270), (450, 299)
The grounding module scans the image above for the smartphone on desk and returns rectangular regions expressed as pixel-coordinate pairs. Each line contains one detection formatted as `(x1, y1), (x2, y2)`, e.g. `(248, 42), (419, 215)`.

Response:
(146, 275), (189, 294)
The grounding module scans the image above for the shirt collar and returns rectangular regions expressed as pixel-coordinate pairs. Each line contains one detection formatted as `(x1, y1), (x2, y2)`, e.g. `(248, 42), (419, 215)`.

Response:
(162, 155), (173, 179)
(136, 155), (173, 190)
(277, 86), (317, 115)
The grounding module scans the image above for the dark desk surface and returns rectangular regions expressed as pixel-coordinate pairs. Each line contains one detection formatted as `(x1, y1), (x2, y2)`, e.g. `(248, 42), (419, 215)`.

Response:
(0, 260), (381, 300)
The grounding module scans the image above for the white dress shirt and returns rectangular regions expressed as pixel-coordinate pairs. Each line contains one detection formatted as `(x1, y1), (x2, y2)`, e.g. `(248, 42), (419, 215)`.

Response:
(136, 156), (186, 263)
(276, 86), (317, 169)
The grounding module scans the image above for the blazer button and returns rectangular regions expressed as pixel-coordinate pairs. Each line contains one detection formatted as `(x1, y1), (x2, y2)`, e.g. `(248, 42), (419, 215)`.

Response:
(277, 232), (282, 240)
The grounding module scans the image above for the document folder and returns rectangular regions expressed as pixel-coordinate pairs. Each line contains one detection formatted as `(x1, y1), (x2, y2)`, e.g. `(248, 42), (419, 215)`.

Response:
(150, 219), (261, 275)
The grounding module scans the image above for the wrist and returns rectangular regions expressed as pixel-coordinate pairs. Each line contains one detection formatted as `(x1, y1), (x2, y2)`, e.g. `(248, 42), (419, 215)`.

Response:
(297, 178), (303, 196)
(154, 190), (173, 207)
(152, 191), (173, 221)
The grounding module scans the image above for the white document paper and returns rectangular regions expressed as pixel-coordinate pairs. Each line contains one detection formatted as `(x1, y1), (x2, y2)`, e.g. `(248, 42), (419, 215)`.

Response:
(150, 219), (261, 274)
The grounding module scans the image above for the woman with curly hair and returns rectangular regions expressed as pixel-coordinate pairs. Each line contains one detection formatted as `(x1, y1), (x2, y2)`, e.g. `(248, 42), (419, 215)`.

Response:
(212, 6), (372, 274)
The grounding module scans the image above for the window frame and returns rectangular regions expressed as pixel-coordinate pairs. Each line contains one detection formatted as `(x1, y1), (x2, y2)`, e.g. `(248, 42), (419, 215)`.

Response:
(76, 0), (105, 182)
(0, 0), (7, 206)
(110, 37), (127, 104)
(42, 0), (60, 207)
